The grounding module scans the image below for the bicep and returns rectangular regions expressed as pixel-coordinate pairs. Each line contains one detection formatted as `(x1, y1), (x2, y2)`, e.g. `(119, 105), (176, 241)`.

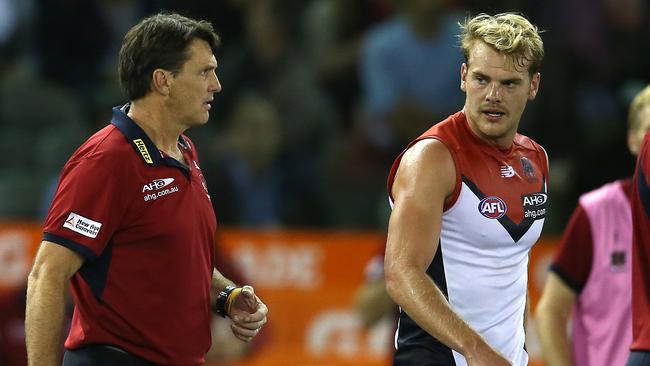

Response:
(385, 139), (456, 274)
(552, 204), (593, 291)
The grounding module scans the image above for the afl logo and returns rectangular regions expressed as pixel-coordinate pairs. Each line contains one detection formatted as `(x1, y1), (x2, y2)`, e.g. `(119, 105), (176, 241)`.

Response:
(478, 196), (507, 219)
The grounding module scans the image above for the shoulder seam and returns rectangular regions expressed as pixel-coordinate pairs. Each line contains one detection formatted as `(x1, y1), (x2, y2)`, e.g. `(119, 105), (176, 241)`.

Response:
(69, 127), (132, 166)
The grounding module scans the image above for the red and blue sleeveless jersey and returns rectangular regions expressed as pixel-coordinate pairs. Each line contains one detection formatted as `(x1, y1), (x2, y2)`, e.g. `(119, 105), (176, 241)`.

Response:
(387, 111), (549, 365)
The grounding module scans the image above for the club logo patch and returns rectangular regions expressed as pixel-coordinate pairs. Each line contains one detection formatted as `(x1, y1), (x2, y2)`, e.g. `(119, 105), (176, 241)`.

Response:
(478, 196), (507, 219)
(520, 157), (538, 183)
(63, 212), (102, 238)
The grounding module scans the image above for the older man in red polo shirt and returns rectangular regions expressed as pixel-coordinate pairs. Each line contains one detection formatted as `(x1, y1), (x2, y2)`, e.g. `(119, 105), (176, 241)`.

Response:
(25, 13), (268, 366)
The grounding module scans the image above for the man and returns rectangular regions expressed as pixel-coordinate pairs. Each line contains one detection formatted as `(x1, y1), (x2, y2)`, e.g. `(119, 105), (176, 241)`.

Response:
(360, 0), (464, 154)
(536, 85), (650, 366)
(25, 13), (268, 366)
(630, 86), (650, 365)
(384, 13), (547, 366)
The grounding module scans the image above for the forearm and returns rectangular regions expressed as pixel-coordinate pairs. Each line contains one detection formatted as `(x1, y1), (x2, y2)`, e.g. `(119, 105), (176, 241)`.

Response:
(386, 268), (487, 356)
(535, 306), (574, 366)
(211, 268), (236, 312)
(26, 270), (68, 366)
(355, 280), (394, 328)
(212, 268), (236, 290)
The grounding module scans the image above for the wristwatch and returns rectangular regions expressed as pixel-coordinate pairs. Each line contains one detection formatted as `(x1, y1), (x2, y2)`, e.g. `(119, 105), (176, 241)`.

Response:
(214, 284), (237, 317)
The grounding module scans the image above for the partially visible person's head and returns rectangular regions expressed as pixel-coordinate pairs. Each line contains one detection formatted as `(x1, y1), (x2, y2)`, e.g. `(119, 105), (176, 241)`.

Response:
(459, 13), (544, 148)
(245, 0), (301, 63)
(459, 13), (544, 77)
(393, 0), (445, 36)
(229, 94), (282, 173)
(118, 13), (221, 101)
(394, 0), (443, 17)
(628, 85), (650, 156)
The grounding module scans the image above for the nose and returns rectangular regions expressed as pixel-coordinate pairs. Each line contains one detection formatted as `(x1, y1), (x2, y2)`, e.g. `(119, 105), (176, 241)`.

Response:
(486, 82), (502, 103)
(209, 71), (222, 93)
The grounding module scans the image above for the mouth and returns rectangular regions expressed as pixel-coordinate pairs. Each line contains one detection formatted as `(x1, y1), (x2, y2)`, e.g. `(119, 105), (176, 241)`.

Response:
(482, 109), (505, 121)
(203, 99), (213, 110)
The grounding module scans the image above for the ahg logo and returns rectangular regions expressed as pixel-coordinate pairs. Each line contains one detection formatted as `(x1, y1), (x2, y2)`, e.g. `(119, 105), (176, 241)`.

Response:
(522, 192), (547, 219)
(523, 193), (547, 207)
(142, 178), (175, 192)
(478, 197), (507, 219)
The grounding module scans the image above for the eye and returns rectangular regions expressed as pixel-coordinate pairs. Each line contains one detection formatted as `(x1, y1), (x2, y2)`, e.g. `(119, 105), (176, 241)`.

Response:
(475, 76), (487, 84)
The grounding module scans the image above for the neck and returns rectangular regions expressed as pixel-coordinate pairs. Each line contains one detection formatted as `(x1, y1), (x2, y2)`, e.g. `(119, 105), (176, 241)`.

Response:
(480, 132), (514, 150)
(127, 98), (184, 153)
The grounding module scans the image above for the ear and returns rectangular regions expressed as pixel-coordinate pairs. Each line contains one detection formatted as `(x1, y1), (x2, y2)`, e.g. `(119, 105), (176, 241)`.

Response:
(460, 63), (468, 92)
(528, 72), (540, 100)
(151, 69), (172, 96)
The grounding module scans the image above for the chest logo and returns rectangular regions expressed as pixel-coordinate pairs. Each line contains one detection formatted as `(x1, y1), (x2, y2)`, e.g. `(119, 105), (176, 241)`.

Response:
(142, 178), (179, 202)
(522, 192), (547, 219)
(523, 193), (547, 206)
(478, 196), (507, 219)
(142, 178), (175, 192)
(500, 165), (515, 178)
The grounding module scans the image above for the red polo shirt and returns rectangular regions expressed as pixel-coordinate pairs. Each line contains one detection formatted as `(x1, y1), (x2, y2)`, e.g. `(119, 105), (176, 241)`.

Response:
(43, 105), (217, 365)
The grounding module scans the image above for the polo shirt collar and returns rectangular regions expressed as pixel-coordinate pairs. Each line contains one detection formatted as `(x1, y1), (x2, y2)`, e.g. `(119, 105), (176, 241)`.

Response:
(111, 103), (190, 167)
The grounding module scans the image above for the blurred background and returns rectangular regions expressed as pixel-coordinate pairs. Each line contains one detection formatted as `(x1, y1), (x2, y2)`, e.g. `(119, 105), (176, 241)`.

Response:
(0, 0), (648, 365)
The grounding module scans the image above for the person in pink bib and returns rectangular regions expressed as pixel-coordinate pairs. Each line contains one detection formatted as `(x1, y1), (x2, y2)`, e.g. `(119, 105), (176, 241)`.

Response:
(535, 84), (650, 366)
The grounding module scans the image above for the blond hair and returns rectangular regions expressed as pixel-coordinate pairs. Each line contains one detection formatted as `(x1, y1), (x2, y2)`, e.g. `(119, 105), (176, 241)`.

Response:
(459, 13), (544, 75)
(629, 85), (650, 133)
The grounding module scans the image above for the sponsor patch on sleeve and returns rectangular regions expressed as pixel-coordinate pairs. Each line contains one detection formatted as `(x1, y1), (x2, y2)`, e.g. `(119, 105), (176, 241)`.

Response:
(63, 212), (103, 238)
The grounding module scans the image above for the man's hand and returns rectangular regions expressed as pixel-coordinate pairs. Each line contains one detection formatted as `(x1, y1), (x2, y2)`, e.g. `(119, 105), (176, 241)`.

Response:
(228, 285), (268, 342)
